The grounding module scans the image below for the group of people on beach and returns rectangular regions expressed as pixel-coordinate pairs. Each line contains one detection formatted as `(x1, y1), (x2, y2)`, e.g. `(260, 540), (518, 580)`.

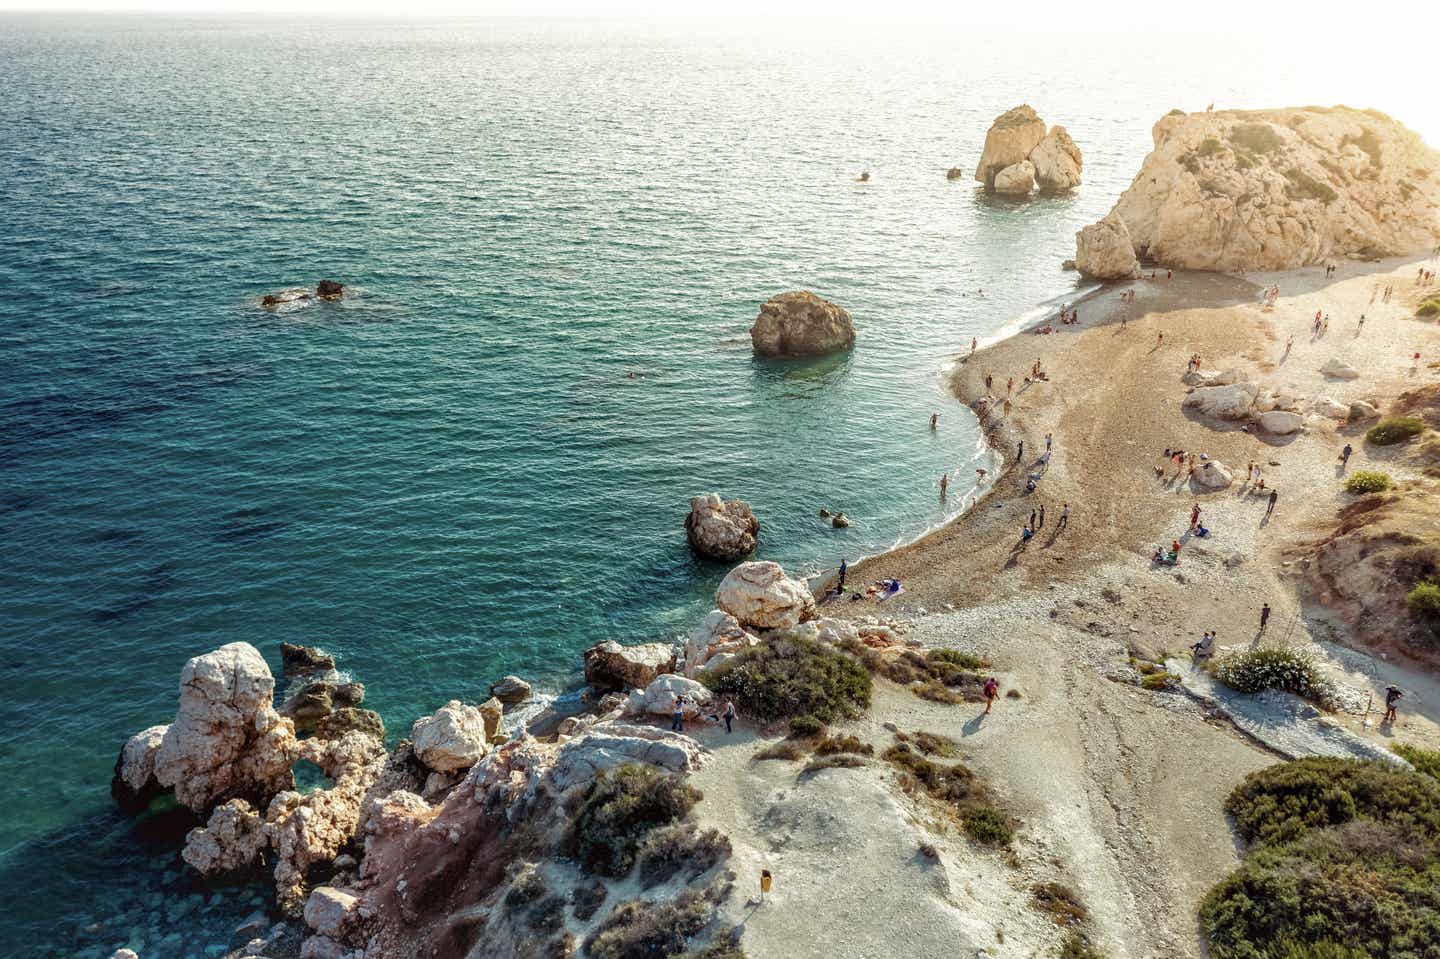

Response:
(1418, 267), (1436, 287)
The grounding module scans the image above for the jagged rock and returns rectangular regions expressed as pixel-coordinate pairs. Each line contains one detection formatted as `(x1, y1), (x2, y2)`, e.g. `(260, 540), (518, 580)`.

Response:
(1321, 358), (1361, 379)
(315, 280), (344, 300)
(261, 288), (312, 308)
(685, 494), (760, 561)
(550, 731), (705, 791)
(312, 707), (385, 742)
(583, 640), (677, 691)
(281, 643), (335, 677)
(640, 674), (714, 716)
(304, 886), (358, 938)
(831, 512), (851, 528)
(1193, 461), (1234, 489)
(489, 675), (531, 704)
(1075, 211), (1139, 280)
(993, 160), (1036, 195)
(477, 697), (504, 742)
(1259, 410), (1306, 434)
(280, 680), (364, 733)
(1349, 400), (1380, 420)
(683, 609), (759, 677)
(1310, 396), (1350, 419)
(411, 701), (489, 772)
(715, 561), (816, 630)
(1101, 107), (1440, 272)
(975, 105), (1047, 189)
(182, 798), (269, 875)
(1030, 125), (1083, 191)
(1183, 382), (1259, 419)
(750, 291), (856, 358)
(111, 723), (168, 813)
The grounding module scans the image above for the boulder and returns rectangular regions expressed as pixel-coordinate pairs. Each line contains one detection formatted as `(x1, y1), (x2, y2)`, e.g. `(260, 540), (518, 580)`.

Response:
(640, 674), (714, 717)
(974, 105), (1047, 190)
(1075, 212), (1139, 280)
(1310, 396), (1350, 419)
(697, 651), (739, 678)
(1348, 400), (1380, 420)
(550, 731), (706, 791)
(312, 707), (384, 742)
(993, 160), (1036, 195)
(109, 951), (140, 959)
(477, 697), (504, 742)
(1030, 125), (1083, 191)
(831, 512), (851, 528)
(1182, 367), (1241, 387)
(1183, 382), (1259, 419)
(411, 701), (489, 772)
(280, 680), (365, 733)
(1258, 410), (1305, 434)
(315, 280), (345, 300)
(945, 167), (965, 180)
(280, 642), (335, 677)
(182, 798), (269, 875)
(110, 723), (168, 813)
(715, 561), (816, 630)
(304, 886), (359, 938)
(750, 291), (856, 358)
(1100, 107), (1440, 272)
(1321, 358), (1361, 380)
(583, 640), (677, 691)
(683, 609), (758, 677)
(1192, 461), (1234, 489)
(685, 494), (760, 561)
(489, 675), (531, 704)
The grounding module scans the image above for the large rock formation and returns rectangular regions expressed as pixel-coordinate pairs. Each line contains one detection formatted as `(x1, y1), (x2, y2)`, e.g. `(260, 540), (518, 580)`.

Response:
(411, 701), (490, 772)
(1077, 106), (1440, 272)
(974, 105), (1047, 189)
(1075, 211), (1139, 280)
(750, 291), (856, 358)
(993, 160), (1036, 195)
(1030, 126), (1083, 191)
(583, 640), (677, 691)
(683, 609), (759, 677)
(715, 561), (815, 630)
(685, 494), (760, 561)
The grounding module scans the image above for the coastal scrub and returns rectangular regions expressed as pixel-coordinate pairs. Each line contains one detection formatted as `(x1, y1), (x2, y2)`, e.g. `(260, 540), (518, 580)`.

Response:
(702, 636), (871, 723)
(1343, 470), (1392, 494)
(1212, 648), (1332, 705)
(568, 764), (702, 877)
(884, 741), (1015, 846)
(1366, 416), (1425, 445)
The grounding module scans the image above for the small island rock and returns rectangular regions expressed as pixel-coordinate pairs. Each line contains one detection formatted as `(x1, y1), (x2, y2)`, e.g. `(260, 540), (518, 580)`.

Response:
(685, 494), (760, 561)
(750, 291), (856, 358)
(974, 105), (1047, 190)
(1030, 126), (1083, 191)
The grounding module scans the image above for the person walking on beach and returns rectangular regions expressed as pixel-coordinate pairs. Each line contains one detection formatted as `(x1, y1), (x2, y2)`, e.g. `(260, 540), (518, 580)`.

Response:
(1384, 684), (1403, 724)
(1003, 399), (1012, 417)
(1045, 433), (1053, 452)
(1190, 503), (1201, 529)
(985, 373), (993, 390)
(1266, 488), (1278, 517)
(1058, 503), (1069, 529)
(722, 698), (737, 734)
(982, 676), (1000, 714)
(838, 557), (848, 590)
(971, 337), (978, 355)
(1007, 377), (1014, 395)
(671, 695), (686, 732)
(1017, 440), (1024, 462)
(1340, 443), (1353, 468)
(1038, 504), (1045, 529)
(1259, 603), (1271, 632)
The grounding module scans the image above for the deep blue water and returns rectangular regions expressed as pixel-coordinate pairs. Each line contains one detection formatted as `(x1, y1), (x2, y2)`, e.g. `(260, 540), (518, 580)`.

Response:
(2, 16), (1435, 957)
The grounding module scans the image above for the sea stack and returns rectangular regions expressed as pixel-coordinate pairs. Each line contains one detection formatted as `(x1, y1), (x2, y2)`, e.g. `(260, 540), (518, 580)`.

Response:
(750, 291), (856, 358)
(974, 106), (1082, 195)
(685, 494), (760, 562)
(1073, 106), (1440, 273)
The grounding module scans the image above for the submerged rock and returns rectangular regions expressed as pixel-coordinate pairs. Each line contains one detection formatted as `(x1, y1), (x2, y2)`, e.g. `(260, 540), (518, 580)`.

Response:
(715, 560), (816, 630)
(750, 291), (856, 358)
(685, 493), (760, 561)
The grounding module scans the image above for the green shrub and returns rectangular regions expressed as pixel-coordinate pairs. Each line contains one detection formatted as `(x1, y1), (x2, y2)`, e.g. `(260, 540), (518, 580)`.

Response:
(1197, 137), (1226, 156)
(703, 636), (871, 723)
(1212, 648), (1331, 703)
(787, 714), (824, 738)
(928, 648), (988, 670)
(1367, 416), (1425, 445)
(568, 764), (702, 877)
(1284, 167), (1339, 203)
(884, 744), (1014, 846)
(1033, 882), (1088, 925)
(571, 879), (607, 921)
(833, 639), (988, 706)
(1393, 743), (1440, 781)
(584, 889), (713, 959)
(1229, 122), (1284, 154)
(503, 871), (566, 934)
(1407, 580), (1440, 617)
(960, 805), (1015, 846)
(753, 740), (806, 762)
(802, 753), (868, 774)
(1141, 671), (1178, 691)
(1417, 297), (1440, 317)
(901, 730), (959, 757)
(676, 932), (747, 959)
(634, 822), (731, 888)
(813, 734), (873, 757)
(1344, 470), (1392, 493)
(1057, 931), (1107, 959)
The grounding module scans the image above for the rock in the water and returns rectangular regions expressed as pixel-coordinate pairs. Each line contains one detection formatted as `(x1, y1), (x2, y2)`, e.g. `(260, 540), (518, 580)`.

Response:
(584, 640), (677, 691)
(315, 280), (345, 300)
(685, 494), (760, 561)
(993, 160), (1036, 195)
(280, 642), (335, 677)
(1099, 107), (1440, 272)
(1030, 125), (1083, 191)
(1349, 400), (1380, 420)
(304, 886), (358, 938)
(750, 291), (856, 358)
(945, 167), (965, 180)
(111, 723), (168, 813)
(1061, 259), (1077, 271)
(1259, 409), (1305, 434)
(261, 288), (313, 308)
(280, 680), (364, 733)
(489, 675), (531, 704)
(312, 707), (385, 742)
(411, 701), (489, 772)
(831, 512), (851, 528)
(1075, 211), (1139, 280)
(1183, 382), (1259, 420)
(641, 674), (714, 716)
(715, 560), (816, 630)
(974, 105), (1047, 190)
(1192, 461), (1234, 489)
(1321, 358), (1361, 379)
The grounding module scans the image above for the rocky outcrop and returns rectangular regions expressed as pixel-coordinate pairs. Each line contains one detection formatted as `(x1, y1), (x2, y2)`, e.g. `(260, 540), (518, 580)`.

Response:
(685, 494), (760, 561)
(1259, 410), (1305, 435)
(111, 723), (168, 813)
(281, 642), (335, 677)
(750, 291), (856, 358)
(584, 640), (677, 692)
(316, 280), (345, 300)
(489, 675), (531, 704)
(639, 674), (714, 717)
(411, 701), (490, 772)
(683, 609), (759, 677)
(280, 679), (365, 733)
(1183, 382), (1260, 420)
(974, 105), (1047, 189)
(715, 561), (816, 630)
(1080, 106), (1440, 272)
(993, 160), (1036, 195)
(261, 282), (346, 308)
(1075, 211), (1139, 280)
(1030, 126), (1083, 191)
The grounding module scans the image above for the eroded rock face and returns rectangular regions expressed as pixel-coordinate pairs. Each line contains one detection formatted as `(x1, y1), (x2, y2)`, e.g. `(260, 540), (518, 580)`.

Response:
(111, 723), (168, 813)
(750, 291), (856, 358)
(993, 160), (1036, 195)
(685, 494), (760, 561)
(583, 640), (677, 691)
(974, 105), (1047, 189)
(411, 701), (489, 772)
(683, 609), (759, 677)
(715, 561), (816, 630)
(1031, 126), (1083, 191)
(1099, 107), (1440, 272)
(1075, 211), (1139, 280)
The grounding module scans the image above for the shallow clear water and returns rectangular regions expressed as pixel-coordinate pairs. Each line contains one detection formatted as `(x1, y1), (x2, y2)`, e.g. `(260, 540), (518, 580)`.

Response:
(1, 16), (1435, 957)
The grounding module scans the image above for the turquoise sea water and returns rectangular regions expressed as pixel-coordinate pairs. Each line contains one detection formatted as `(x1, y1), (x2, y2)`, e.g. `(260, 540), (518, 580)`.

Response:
(2, 16), (1436, 957)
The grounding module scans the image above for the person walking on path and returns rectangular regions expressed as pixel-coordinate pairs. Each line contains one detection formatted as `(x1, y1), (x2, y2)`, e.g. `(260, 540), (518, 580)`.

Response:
(1266, 489), (1278, 516)
(722, 698), (737, 734)
(671, 695), (686, 732)
(1019, 524), (1034, 545)
(1003, 399), (1012, 417)
(1017, 440), (1024, 463)
(1038, 504), (1045, 529)
(1045, 433), (1053, 452)
(1007, 377), (1014, 395)
(1058, 503), (1069, 529)
(838, 557), (848, 590)
(1384, 685), (1403, 724)
(982, 676), (1000, 714)
(1190, 503), (1201, 530)
(1259, 603), (1271, 632)
(1029, 508), (1037, 529)
(1340, 443), (1353, 468)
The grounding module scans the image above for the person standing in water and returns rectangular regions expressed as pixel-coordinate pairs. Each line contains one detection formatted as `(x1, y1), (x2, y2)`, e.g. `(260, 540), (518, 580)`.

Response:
(930, 412), (939, 429)
(940, 473), (948, 498)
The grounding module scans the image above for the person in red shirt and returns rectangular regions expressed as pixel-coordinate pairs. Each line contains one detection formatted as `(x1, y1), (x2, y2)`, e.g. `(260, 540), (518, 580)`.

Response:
(982, 677), (1000, 714)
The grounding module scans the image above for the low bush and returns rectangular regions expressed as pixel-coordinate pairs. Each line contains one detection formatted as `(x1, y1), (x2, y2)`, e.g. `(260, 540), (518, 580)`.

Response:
(571, 879), (607, 921)
(1406, 580), (1440, 618)
(753, 740), (807, 762)
(1393, 743), (1440, 781)
(898, 730), (959, 758)
(703, 636), (871, 723)
(914, 680), (968, 704)
(928, 649), (988, 670)
(1140, 671), (1179, 691)
(1344, 470), (1392, 494)
(813, 734), (873, 757)
(1057, 931), (1107, 959)
(802, 754), (868, 774)
(584, 889), (714, 959)
(503, 870), (566, 935)
(568, 764), (702, 877)
(1212, 648), (1331, 704)
(884, 744), (1014, 846)
(1197, 137), (1226, 156)
(833, 640), (988, 706)
(1229, 122), (1284, 154)
(787, 715), (824, 738)
(676, 931), (747, 959)
(1418, 297), (1440, 318)
(634, 822), (731, 888)
(1033, 882), (1088, 926)
(1284, 167), (1338, 203)
(1367, 415), (1425, 445)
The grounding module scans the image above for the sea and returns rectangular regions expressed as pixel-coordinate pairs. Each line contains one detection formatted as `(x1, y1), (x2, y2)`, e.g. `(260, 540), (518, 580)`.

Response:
(1, 15), (1434, 957)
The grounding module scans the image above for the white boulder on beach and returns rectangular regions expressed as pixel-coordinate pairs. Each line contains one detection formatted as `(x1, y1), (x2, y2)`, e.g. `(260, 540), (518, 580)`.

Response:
(715, 560), (816, 630)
